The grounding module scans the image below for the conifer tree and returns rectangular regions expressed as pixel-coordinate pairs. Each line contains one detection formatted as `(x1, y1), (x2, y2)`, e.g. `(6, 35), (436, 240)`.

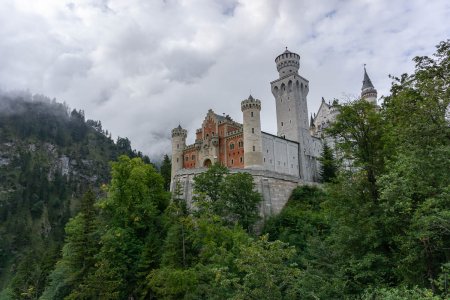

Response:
(319, 141), (337, 183)
(160, 154), (172, 191)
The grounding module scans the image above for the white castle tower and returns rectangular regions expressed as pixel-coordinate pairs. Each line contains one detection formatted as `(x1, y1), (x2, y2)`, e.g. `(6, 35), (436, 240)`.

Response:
(171, 125), (187, 188)
(361, 66), (377, 104)
(241, 95), (263, 168)
(270, 48), (313, 180)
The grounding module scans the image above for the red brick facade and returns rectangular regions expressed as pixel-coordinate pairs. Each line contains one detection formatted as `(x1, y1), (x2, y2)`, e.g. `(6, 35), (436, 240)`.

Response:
(182, 110), (244, 169)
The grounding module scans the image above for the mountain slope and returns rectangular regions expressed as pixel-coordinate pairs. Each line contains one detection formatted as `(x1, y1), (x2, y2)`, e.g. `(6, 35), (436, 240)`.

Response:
(0, 92), (150, 295)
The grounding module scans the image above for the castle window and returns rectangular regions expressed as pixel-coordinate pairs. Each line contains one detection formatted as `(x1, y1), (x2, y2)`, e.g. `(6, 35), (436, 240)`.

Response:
(264, 158), (266, 162)
(266, 149), (268, 153)
(177, 158), (179, 162)
(185, 156), (188, 161)
(281, 122), (283, 126)
(177, 144), (179, 149)
(231, 159), (234, 165)
(251, 112), (254, 117)
(240, 157), (243, 163)
(253, 146), (255, 151)
(230, 143), (235, 150)
(252, 128), (254, 134)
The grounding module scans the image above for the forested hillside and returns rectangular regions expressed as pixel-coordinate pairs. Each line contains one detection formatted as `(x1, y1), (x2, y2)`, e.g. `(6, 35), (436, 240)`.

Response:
(0, 92), (153, 297)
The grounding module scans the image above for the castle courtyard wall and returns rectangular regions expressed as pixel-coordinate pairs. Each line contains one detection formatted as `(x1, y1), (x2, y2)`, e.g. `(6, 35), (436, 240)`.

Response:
(172, 167), (310, 217)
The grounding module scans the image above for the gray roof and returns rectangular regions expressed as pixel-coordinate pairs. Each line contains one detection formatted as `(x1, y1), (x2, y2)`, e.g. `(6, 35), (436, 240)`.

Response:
(362, 67), (375, 90)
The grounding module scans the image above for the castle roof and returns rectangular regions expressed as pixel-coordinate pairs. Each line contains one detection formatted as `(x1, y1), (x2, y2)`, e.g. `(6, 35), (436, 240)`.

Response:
(362, 66), (375, 90)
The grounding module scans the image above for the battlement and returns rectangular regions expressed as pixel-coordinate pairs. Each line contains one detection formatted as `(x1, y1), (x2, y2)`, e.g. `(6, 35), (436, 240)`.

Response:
(172, 125), (187, 138)
(275, 49), (300, 75)
(241, 95), (261, 111)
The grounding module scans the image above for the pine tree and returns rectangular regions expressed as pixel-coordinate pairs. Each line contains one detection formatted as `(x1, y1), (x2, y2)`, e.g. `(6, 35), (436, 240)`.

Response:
(160, 154), (172, 191)
(319, 141), (337, 183)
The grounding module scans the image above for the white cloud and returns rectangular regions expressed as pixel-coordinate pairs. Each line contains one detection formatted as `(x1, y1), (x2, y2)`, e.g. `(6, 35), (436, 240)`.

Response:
(0, 0), (448, 159)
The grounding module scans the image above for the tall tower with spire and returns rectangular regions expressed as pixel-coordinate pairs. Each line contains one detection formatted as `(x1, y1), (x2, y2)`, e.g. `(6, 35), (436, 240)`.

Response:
(361, 66), (377, 104)
(270, 48), (313, 181)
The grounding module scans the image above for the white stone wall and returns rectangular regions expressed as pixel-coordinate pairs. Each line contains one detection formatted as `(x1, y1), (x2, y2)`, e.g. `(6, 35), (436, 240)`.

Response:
(261, 133), (299, 177)
(311, 100), (339, 138)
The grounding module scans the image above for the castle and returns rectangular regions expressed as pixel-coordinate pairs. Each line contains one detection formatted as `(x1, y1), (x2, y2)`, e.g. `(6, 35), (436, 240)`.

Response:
(171, 49), (377, 216)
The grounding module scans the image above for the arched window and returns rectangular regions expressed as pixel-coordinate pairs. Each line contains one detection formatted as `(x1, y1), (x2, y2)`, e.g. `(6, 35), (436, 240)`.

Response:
(230, 143), (235, 150)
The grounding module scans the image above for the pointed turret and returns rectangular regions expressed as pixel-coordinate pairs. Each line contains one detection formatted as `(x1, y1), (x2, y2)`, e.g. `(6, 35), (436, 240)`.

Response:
(361, 66), (377, 104)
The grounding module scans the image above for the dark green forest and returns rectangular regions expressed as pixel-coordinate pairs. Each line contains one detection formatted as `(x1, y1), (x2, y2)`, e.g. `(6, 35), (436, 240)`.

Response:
(0, 93), (155, 298)
(0, 40), (449, 299)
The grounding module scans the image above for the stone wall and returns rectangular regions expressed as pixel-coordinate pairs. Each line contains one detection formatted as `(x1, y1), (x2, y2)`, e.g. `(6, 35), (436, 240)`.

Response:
(261, 132), (299, 177)
(172, 167), (307, 218)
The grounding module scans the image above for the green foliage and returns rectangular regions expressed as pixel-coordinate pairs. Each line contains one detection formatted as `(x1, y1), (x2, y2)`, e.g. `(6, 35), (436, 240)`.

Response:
(263, 185), (328, 252)
(160, 154), (172, 191)
(377, 40), (450, 291)
(193, 163), (229, 212)
(327, 98), (385, 199)
(361, 286), (440, 300)
(0, 94), (153, 294)
(193, 164), (261, 232)
(218, 173), (262, 232)
(318, 141), (337, 182)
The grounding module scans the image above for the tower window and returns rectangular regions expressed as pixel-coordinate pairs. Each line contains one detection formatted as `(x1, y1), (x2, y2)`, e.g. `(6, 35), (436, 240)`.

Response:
(230, 143), (235, 150)
(252, 128), (254, 134)
(177, 158), (179, 162)
(186, 156), (188, 161)
(231, 159), (234, 165)
(281, 122), (284, 126)
(251, 112), (254, 117)
(177, 144), (179, 149)
(264, 158), (266, 162)
(240, 157), (243, 163)
(253, 146), (255, 151)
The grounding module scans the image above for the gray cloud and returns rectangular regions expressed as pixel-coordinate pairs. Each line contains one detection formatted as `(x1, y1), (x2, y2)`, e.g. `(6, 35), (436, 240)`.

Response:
(0, 0), (449, 160)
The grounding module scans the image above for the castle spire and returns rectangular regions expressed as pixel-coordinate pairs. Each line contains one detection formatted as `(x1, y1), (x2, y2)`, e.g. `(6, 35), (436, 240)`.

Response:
(362, 65), (374, 90)
(361, 65), (377, 104)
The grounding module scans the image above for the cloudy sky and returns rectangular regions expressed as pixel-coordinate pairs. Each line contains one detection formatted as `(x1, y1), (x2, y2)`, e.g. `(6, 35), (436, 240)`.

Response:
(0, 0), (449, 159)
